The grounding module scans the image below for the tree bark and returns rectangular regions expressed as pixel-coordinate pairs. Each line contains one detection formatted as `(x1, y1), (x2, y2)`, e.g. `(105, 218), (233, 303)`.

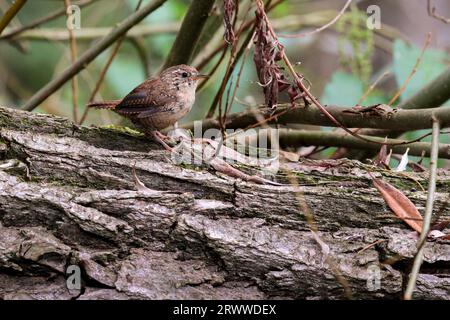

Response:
(0, 106), (449, 300)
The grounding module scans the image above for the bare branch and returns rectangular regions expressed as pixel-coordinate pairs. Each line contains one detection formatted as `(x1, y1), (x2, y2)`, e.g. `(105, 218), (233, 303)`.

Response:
(404, 118), (440, 299)
(388, 33), (432, 106)
(399, 67), (450, 110)
(278, 0), (352, 39)
(356, 71), (390, 105)
(64, 0), (80, 123)
(0, 0), (96, 40)
(79, 0), (144, 125)
(0, 0), (27, 36)
(0, 23), (179, 41)
(186, 104), (450, 134)
(427, 0), (450, 24)
(347, 67), (450, 159)
(22, 0), (166, 112)
(274, 128), (450, 159)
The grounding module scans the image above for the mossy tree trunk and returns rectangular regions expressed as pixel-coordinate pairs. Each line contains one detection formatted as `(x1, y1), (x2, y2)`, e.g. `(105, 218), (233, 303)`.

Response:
(0, 106), (449, 300)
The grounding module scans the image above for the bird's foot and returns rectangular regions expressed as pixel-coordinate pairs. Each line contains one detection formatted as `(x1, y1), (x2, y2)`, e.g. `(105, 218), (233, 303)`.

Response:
(147, 131), (173, 151)
(154, 131), (168, 140)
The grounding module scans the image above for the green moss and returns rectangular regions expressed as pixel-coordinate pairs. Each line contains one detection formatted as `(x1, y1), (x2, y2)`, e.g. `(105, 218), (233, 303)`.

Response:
(178, 163), (198, 170)
(41, 174), (115, 190)
(99, 125), (144, 137)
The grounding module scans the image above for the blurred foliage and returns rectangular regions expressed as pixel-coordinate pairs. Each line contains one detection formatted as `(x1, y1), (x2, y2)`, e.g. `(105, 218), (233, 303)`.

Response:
(321, 71), (388, 106)
(321, 35), (450, 165)
(393, 39), (449, 103)
(336, 4), (374, 84)
(395, 39), (450, 154)
(0, 0), (449, 167)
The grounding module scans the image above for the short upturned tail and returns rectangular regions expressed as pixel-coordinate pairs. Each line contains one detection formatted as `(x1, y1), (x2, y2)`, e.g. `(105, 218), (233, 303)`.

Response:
(87, 100), (121, 110)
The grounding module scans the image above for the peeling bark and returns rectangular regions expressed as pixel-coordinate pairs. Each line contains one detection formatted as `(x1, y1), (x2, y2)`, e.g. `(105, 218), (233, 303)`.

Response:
(0, 106), (449, 300)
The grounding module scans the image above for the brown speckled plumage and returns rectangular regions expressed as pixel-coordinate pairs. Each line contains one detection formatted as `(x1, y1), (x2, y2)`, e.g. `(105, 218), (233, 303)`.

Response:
(88, 64), (206, 149)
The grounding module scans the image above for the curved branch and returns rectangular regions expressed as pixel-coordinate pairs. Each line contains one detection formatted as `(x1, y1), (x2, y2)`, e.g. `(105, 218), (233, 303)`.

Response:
(185, 104), (450, 133)
(348, 67), (450, 159)
(278, 0), (352, 39)
(274, 128), (450, 159)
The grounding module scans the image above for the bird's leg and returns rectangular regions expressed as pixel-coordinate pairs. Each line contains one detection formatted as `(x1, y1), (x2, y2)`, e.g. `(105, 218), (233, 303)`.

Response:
(154, 131), (168, 140)
(146, 130), (173, 151)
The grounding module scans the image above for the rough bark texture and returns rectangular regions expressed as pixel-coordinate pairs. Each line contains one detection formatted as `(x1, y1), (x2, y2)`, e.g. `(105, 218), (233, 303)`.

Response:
(0, 106), (449, 300)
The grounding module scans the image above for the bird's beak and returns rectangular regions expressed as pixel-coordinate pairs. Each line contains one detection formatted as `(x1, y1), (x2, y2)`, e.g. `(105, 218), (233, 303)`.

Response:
(192, 74), (209, 80)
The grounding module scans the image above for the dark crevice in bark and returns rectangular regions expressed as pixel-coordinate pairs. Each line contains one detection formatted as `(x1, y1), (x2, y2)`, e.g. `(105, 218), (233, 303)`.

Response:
(0, 106), (448, 300)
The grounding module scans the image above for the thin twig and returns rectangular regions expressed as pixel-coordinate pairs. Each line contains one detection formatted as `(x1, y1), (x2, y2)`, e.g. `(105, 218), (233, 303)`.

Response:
(64, 0), (79, 123)
(225, 30), (256, 121)
(275, 128), (450, 159)
(216, 16), (242, 132)
(213, 0), (259, 120)
(79, 0), (144, 125)
(206, 24), (256, 118)
(187, 103), (450, 137)
(357, 239), (386, 255)
(427, 0), (450, 24)
(278, 0), (352, 38)
(404, 117), (440, 300)
(1, 23), (179, 41)
(356, 71), (390, 105)
(0, 0), (96, 39)
(255, 1), (435, 148)
(204, 2), (292, 115)
(194, 0), (284, 72)
(22, 0), (166, 112)
(222, 7), (256, 128)
(323, 71), (391, 157)
(196, 45), (228, 92)
(388, 33), (432, 106)
(195, 39), (228, 72)
(285, 171), (353, 299)
(0, 0), (27, 36)
(79, 36), (126, 124)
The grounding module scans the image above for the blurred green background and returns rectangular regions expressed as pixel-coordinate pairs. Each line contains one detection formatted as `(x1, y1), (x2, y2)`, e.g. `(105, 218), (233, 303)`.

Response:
(0, 0), (449, 166)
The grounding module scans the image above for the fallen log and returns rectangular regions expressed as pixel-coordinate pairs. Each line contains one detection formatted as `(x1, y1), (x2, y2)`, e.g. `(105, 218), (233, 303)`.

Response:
(0, 106), (448, 300)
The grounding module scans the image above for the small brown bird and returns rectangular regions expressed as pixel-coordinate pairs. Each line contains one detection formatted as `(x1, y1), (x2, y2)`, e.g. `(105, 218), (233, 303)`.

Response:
(88, 64), (207, 150)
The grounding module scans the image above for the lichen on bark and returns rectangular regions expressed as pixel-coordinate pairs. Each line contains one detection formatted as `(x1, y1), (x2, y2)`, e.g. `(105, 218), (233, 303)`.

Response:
(0, 106), (449, 300)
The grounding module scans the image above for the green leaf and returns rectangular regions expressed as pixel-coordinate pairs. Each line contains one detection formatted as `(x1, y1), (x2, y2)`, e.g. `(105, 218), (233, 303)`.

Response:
(393, 39), (449, 102)
(321, 71), (364, 106)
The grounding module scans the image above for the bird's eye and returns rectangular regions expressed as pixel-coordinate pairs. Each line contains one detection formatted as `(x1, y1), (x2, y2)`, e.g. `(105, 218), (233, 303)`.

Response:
(182, 72), (189, 78)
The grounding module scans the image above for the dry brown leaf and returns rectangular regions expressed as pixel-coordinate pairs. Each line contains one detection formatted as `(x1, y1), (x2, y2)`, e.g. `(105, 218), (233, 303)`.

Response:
(374, 141), (387, 168)
(372, 177), (423, 233)
(223, 0), (236, 44)
(431, 219), (450, 231)
(373, 137), (392, 169)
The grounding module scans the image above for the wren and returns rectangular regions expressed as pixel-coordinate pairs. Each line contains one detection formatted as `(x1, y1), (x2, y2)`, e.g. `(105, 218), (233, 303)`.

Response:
(88, 64), (207, 150)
